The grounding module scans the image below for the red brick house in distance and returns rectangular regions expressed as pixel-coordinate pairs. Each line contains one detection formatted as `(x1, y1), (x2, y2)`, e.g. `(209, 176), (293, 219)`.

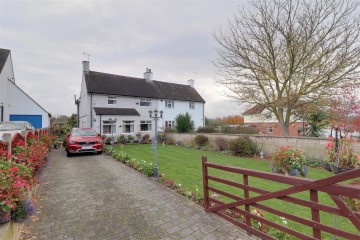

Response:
(243, 104), (306, 136)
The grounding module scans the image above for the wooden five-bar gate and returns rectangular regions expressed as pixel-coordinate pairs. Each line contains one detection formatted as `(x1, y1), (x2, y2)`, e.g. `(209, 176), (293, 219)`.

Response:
(202, 157), (360, 240)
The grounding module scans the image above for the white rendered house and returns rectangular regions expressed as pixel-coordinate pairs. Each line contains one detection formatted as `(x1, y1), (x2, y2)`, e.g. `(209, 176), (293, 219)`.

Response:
(77, 61), (205, 138)
(0, 48), (50, 128)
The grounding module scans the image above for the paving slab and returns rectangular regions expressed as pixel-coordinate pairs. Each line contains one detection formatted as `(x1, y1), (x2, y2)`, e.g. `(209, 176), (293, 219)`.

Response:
(20, 149), (258, 240)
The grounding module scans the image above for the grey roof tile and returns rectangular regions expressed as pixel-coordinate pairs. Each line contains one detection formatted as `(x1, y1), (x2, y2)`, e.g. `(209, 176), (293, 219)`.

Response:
(94, 107), (140, 116)
(85, 71), (205, 103)
(0, 48), (10, 73)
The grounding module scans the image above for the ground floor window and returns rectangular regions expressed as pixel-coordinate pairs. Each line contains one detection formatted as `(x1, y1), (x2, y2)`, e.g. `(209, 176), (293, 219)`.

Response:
(102, 120), (116, 134)
(140, 120), (152, 131)
(165, 120), (175, 129)
(123, 121), (135, 133)
(267, 127), (273, 134)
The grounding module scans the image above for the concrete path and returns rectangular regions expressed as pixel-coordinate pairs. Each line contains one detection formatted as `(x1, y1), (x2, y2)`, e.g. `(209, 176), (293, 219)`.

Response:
(20, 149), (256, 240)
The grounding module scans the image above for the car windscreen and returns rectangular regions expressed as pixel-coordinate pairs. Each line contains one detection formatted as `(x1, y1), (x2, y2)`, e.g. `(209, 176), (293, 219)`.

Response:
(72, 129), (97, 136)
(0, 122), (25, 131)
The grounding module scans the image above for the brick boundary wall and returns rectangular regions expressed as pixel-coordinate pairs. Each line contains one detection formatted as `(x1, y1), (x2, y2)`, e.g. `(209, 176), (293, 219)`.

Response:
(166, 133), (360, 161)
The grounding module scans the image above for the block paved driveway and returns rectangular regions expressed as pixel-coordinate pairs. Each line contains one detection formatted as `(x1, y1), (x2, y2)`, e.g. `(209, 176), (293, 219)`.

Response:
(21, 149), (257, 240)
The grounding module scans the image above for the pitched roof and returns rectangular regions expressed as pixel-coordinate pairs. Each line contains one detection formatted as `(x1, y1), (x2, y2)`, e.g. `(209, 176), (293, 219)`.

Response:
(242, 104), (266, 115)
(85, 71), (205, 103)
(94, 107), (140, 116)
(0, 48), (10, 73)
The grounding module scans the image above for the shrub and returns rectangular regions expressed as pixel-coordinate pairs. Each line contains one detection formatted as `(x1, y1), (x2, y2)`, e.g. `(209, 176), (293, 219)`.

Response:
(215, 137), (228, 151)
(127, 135), (134, 142)
(136, 160), (154, 177)
(271, 146), (307, 176)
(104, 136), (112, 144)
(117, 134), (127, 144)
(222, 126), (259, 134)
(228, 136), (257, 156)
(175, 113), (193, 133)
(142, 134), (151, 143)
(194, 135), (209, 146)
(158, 133), (167, 143)
(12, 200), (35, 222)
(165, 138), (175, 145)
(135, 132), (142, 142)
(197, 127), (217, 133)
(128, 159), (137, 169)
(164, 128), (177, 133)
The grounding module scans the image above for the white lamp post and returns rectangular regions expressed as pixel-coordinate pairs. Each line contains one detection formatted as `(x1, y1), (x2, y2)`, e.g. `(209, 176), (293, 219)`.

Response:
(149, 109), (163, 178)
(108, 118), (116, 154)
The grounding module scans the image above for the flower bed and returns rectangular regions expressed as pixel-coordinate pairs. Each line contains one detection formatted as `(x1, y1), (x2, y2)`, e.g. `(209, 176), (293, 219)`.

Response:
(270, 146), (308, 177)
(0, 134), (52, 225)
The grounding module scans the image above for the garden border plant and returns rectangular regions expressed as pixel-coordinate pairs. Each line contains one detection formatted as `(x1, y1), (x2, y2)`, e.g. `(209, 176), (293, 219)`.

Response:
(0, 132), (53, 225)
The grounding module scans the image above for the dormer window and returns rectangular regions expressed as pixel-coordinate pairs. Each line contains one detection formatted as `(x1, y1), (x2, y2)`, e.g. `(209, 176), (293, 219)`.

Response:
(108, 96), (117, 105)
(140, 99), (151, 107)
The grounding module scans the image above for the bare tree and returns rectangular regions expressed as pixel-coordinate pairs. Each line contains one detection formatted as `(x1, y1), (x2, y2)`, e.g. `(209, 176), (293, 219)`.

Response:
(213, 0), (360, 135)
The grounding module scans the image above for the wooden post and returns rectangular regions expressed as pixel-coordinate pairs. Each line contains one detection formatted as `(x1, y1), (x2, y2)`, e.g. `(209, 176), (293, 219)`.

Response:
(3, 133), (11, 159)
(23, 130), (27, 148)
(202, 156), (209, 212)
(310, 190), (321, 238)
(243, 174), (252, 228)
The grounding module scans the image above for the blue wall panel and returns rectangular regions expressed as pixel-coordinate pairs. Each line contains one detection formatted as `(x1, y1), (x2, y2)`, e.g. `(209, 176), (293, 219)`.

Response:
(9, 115), (42, 129)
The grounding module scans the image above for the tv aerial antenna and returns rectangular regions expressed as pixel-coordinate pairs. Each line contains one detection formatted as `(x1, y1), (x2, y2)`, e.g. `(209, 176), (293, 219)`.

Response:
(83, 52), (94, 62)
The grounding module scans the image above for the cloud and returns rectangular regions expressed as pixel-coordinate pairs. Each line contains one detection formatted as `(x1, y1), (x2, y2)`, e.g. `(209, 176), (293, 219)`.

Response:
(0, 0), (246, 117)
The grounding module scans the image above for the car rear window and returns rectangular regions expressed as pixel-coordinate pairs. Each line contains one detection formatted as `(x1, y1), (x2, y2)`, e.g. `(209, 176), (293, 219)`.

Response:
(72, 129), (97, 136)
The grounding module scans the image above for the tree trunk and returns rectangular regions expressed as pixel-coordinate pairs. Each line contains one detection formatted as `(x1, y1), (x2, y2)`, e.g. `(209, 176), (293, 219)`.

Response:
(278, 120), (290, 136)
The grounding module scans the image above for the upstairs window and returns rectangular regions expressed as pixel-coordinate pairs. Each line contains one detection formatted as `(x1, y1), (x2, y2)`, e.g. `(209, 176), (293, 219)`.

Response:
(165, 100), (175, 108)
(108, 96), (117, 105)
(189, 102), (195, 109)
(165, 120), (175, 129)
(140, 99), (151, 107)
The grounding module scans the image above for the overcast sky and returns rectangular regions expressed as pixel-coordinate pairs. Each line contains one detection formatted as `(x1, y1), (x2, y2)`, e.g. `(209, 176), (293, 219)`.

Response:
(0, 0), (247, 118)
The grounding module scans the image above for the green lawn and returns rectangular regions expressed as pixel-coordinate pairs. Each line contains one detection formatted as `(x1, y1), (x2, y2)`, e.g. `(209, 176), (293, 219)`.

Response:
(114, 144), (358, 239)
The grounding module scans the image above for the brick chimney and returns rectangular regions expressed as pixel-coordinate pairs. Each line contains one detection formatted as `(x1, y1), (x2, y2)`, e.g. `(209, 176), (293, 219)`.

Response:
(144, 68), (153, 80)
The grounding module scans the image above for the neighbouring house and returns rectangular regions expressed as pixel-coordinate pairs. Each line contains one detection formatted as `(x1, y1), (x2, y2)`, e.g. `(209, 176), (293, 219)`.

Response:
(0, 48), (51, 128)
(243, 104), (306, 136)
(77, 61), (205, 139)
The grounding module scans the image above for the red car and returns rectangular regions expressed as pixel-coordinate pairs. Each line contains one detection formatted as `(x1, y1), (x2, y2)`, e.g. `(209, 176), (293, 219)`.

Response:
(65, 128), (103, 157)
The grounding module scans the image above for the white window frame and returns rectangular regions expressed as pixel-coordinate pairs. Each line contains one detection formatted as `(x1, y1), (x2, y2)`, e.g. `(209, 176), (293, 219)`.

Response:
(102, 120), (116, 134)
(165, 100), (175, 108)
(189, 102), (195, 109)
(140, 99), (152, 107)
(165, 120), (175, 129)
(267, 127), (273, 134)
(140, 120), (152, 131)
(123, 121), (135, 133)
(108, 96), (117, 105)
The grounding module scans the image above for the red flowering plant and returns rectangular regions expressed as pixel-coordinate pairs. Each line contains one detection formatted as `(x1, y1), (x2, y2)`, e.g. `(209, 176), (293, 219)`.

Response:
(40, 134), (55, 149)
(0, 156), (33, 213)
(271, 146), (308, 177)
(13, 139), (48, 173)
(324, 135), (360, 170)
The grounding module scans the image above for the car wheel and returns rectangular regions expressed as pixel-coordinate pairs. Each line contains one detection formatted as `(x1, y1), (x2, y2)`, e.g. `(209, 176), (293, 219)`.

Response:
(67, 150), (72, 157)
(97, 151), (103, 155)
